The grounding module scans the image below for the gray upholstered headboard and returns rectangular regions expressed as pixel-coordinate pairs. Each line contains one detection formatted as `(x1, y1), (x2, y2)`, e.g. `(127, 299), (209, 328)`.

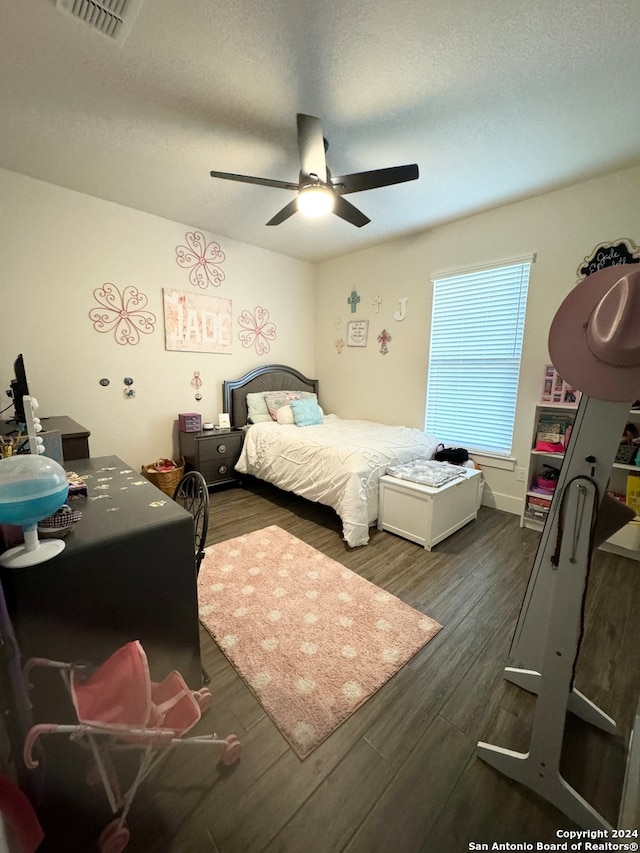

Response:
(222, 364), (319, 429)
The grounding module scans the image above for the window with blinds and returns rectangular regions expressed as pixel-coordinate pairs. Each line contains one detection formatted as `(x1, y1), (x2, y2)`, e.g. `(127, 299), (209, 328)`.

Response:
(424, 258), (532, 456)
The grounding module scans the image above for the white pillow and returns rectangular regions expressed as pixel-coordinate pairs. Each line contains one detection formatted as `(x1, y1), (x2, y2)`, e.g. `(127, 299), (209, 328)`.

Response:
(276, 405), (295, 425)
(246, 391), (272, 424)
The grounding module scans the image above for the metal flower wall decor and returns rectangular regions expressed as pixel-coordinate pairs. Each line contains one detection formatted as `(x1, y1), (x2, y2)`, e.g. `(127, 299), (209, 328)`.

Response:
(238, 306), (277, 355)
(175, 231), (226, 289)
(88, 284), (157, 346)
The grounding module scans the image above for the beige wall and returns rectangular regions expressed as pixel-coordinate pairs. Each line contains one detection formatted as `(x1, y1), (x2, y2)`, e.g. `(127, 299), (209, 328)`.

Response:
(3, 165), (639, 515)
(0, 169), (315, 472)
(315, 164), (640, 513)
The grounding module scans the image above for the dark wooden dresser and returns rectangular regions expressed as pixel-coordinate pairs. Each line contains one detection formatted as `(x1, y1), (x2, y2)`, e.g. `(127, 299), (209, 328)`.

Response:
(0, 415), (90, 461)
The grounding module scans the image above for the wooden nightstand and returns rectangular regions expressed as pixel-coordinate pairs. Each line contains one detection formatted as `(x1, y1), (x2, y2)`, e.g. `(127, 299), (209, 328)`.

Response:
(179, 428), (244, 488)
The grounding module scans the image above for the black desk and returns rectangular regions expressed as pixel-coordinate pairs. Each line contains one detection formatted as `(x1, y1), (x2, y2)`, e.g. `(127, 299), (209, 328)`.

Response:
(0, 455), (202, 697)
(0, 416), (90, 461)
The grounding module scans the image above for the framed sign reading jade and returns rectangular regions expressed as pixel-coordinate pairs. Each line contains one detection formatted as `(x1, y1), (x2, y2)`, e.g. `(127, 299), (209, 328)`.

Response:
(163, 288), (232, 354)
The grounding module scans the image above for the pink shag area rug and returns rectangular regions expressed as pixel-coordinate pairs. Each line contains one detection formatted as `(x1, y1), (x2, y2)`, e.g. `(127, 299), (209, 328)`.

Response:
(197, 525), (442, 759)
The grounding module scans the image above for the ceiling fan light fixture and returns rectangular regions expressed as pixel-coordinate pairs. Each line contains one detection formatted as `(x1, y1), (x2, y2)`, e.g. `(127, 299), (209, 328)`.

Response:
(296, 184), (334, 218)
(209, 114), (418, 228)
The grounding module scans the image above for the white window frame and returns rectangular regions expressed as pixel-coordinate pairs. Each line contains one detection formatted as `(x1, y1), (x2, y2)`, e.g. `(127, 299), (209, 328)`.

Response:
(425, 255), (534, 460)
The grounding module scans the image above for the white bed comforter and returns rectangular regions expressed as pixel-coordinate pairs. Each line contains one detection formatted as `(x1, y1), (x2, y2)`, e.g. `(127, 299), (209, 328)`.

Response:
(235, 415), (438, 547)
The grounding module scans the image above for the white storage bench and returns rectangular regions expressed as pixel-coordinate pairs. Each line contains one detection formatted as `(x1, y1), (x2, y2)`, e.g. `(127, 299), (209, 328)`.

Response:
(377, 468), (482, 550)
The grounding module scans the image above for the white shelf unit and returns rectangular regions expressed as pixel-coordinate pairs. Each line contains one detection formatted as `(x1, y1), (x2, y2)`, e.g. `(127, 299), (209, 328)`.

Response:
(599, 417), (640, 557)
(520, 403), (576, 531)
(520, 403), (640, 560)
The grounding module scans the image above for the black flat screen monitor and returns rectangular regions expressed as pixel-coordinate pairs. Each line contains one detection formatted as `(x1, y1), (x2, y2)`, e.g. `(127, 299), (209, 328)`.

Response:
(10, 354), (30, 424)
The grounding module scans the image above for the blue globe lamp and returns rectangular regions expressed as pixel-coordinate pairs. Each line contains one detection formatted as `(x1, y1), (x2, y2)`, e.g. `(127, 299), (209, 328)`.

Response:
(0, 455), (69, 568)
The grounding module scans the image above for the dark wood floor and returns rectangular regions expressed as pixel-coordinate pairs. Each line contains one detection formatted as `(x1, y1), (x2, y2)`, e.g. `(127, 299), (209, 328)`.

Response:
(35, 479), (639, 852)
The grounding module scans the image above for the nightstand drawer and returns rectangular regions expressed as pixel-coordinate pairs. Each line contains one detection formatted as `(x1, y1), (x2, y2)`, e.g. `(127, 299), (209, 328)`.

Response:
(199, 458), (240, 484)
(197, 433), (243, 463)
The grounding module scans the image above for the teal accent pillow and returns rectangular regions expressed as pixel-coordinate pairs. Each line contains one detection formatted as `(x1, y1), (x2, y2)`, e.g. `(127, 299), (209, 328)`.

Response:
(290, 397), (323, 427)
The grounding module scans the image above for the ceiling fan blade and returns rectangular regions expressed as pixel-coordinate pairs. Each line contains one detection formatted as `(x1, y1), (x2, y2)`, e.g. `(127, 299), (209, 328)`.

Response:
(297, 114), (327, 183)
(331, 164), (419, 195)
(333, 196), (370, 228)
(266, 198), (299, 226)
(210, 170), (298, 191)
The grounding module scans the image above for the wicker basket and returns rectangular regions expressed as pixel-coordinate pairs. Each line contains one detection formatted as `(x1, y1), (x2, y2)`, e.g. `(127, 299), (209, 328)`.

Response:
(142, 458), (185, 497)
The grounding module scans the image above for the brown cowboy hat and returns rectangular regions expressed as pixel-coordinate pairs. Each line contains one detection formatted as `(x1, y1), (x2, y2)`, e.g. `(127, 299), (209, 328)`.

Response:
(549, 265), (640, 402)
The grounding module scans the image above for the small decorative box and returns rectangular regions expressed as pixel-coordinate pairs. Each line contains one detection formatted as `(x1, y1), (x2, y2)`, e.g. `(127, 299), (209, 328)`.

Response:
(179, 413), (202, 433)
(615, 444), (637, 465)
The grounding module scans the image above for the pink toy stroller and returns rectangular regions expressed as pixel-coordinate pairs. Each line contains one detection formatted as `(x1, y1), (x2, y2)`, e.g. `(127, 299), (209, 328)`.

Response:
(22, 641), (241, 853)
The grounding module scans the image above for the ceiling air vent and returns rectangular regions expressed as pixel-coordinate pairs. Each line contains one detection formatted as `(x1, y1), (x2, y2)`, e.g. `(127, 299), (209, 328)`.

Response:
(55, 0), (144, 44)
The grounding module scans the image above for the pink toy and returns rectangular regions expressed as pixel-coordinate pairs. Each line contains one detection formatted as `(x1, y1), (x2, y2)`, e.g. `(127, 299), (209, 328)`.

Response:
(23, 641), (240, 853)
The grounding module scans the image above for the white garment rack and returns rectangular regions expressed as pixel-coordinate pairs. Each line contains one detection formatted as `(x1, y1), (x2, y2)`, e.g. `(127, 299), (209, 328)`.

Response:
(477, 395), (638, 829)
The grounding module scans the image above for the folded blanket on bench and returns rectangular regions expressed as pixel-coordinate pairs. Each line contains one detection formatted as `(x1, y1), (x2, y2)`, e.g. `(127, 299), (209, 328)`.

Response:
(386, 459), (466, 489)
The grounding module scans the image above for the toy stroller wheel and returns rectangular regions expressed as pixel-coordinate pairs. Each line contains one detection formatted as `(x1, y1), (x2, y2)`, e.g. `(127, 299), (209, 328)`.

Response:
(98, 819), (130, 853)
(195, 687), (212, 713)
(221, 735), (241, 766)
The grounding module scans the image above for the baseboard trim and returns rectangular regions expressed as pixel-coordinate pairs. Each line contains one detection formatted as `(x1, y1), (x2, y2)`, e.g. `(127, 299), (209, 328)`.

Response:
(481, 491), (521, 516)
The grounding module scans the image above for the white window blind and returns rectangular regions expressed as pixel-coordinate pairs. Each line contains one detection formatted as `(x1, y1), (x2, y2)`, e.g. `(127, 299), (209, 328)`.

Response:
(425, 259), (532, 456)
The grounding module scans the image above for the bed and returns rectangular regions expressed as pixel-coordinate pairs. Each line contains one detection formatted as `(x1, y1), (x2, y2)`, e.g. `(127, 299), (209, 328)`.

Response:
(222, 364), (438, 547)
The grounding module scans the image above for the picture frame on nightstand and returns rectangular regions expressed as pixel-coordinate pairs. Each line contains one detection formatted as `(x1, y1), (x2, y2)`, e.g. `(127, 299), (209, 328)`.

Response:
(217, 413), (231, 429)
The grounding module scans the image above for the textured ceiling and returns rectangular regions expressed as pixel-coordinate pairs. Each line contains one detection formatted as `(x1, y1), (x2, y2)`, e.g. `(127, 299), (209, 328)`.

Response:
(2, 0), (640, 263)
